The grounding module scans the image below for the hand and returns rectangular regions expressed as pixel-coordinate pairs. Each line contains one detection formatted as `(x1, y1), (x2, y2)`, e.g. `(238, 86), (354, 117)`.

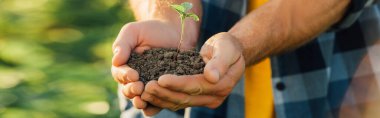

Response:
(140, 32), (245, 111)
(111, 20), (198, 116)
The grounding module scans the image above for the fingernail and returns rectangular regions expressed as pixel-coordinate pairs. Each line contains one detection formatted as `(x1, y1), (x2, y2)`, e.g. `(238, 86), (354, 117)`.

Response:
(113, 47), (119, 55)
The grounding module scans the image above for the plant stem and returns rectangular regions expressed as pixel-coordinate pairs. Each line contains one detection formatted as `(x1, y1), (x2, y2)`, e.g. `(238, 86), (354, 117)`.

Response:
(176, 16), (185, 54)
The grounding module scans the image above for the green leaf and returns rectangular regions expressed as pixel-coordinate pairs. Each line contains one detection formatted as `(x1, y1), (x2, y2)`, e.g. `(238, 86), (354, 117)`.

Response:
(186, 13), (199, 21)
(170, 4), (185, 14)
(181, 2), (193, 12)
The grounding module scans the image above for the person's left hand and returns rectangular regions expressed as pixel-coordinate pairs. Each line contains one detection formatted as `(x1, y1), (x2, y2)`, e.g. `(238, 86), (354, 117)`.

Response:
(111, 20), (199, 116)
(140, 32), (246, 111)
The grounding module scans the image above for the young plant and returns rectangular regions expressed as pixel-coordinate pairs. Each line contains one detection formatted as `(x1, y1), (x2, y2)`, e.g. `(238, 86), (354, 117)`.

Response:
(170, 2), (199, 53)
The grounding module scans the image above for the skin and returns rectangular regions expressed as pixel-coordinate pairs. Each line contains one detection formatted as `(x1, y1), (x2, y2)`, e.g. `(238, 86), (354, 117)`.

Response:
(142, 33), (245, 111)
(113, 0), (352, 116)
(139, 0), (350, 115)
(111, 0), (202, 116)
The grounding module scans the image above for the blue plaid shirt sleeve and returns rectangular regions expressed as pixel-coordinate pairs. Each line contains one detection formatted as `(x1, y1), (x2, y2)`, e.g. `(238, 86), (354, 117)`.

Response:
(270, 1), (380, 118)
(333, 0), (376, 30)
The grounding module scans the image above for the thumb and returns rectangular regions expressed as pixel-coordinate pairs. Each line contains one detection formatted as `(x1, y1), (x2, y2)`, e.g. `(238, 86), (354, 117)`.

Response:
(201, 32), (242, 84)
(112, 23), (139, 66)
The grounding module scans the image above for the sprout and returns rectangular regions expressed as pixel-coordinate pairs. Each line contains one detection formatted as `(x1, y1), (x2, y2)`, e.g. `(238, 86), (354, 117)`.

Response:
(170, 2), (199, 53)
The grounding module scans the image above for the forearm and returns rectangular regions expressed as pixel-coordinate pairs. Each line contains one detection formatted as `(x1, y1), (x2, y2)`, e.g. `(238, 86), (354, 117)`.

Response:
(229, 0), (350, 66)
(129, 0), (202, 45)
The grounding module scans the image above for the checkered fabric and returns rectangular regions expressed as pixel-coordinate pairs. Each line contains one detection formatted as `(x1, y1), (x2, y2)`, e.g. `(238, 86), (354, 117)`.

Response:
(120, 0), (380, 118)
(270, 1), (380, 118)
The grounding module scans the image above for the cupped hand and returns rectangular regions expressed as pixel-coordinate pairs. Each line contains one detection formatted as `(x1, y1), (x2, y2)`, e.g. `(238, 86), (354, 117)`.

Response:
(111, 20), (198, 116)
(140, 32), (245, 111)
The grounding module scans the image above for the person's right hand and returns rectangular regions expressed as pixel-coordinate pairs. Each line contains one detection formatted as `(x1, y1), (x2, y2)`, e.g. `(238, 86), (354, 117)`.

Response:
(111, 20), (199, 116)
(139, 32), (245, 111)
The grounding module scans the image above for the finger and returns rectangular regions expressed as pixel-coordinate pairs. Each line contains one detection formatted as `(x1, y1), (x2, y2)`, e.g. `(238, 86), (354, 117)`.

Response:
(111, 65), (139, 84)
(132, 96), (147, 109)
(200, 39), (214, 63)
(144, 81), (188, 108)
(142, 105), (162, 117)
(134, 46), (151, 54)
(158, 74), (240, 96)
(203, 56), (245, 97)
(212, 55), (245, 97)
(122, 81), (144, 99)
(112, 22), (139, 66)
(141, 92), (180, 111)
(227, 54), (246, 80)
(158, 74), (213, 95)
(143, 81), (182, 110)
(143, 88), (223, 110)
(146, 80), (217, 107)
(200, 32), (242, 83)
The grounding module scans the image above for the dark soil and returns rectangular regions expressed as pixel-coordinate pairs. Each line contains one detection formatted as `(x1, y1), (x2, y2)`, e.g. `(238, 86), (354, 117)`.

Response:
(127, 48), (205, 85)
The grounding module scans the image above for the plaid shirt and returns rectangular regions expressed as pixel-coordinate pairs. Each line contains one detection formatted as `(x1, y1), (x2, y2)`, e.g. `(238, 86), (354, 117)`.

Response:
(120, 0), (380, 118)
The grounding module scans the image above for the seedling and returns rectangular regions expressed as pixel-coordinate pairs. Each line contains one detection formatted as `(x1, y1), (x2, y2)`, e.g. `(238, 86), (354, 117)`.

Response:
(126, 2), (205, 85)
(170, 2), (199, 53)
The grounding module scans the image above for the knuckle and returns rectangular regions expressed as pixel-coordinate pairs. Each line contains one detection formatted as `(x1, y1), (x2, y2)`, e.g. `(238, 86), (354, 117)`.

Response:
(121, 72), (129, 82)
(132, 97), (145, 109)
(188, 80), (205, 95)
(121, 22), (137, 31)
(122, 85), (135, 98)
(180, 97), (190, 106)
(172, 97), (190, 111)
(141, 93), (153, 102)
(189, 87), (203, 95)
(125, 95), (134, 99)
(118, 73), (127, 84)
(145, 81), (158, 94)
(123, 90), (134, 99)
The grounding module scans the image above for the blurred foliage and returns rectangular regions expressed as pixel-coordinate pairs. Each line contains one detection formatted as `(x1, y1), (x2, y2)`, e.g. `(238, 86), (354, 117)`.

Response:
(0, 0), (135, 117)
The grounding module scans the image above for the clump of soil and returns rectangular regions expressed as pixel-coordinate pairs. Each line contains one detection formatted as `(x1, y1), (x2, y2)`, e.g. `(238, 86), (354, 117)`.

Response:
(127, 48), (205, 85)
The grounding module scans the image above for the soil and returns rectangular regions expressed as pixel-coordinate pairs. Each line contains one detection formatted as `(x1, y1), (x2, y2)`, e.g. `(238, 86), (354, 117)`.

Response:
(127, 48), (205, 85)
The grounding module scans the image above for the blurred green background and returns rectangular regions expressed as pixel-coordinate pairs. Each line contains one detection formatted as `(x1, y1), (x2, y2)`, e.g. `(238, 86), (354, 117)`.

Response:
(0, 0), (134, 117)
